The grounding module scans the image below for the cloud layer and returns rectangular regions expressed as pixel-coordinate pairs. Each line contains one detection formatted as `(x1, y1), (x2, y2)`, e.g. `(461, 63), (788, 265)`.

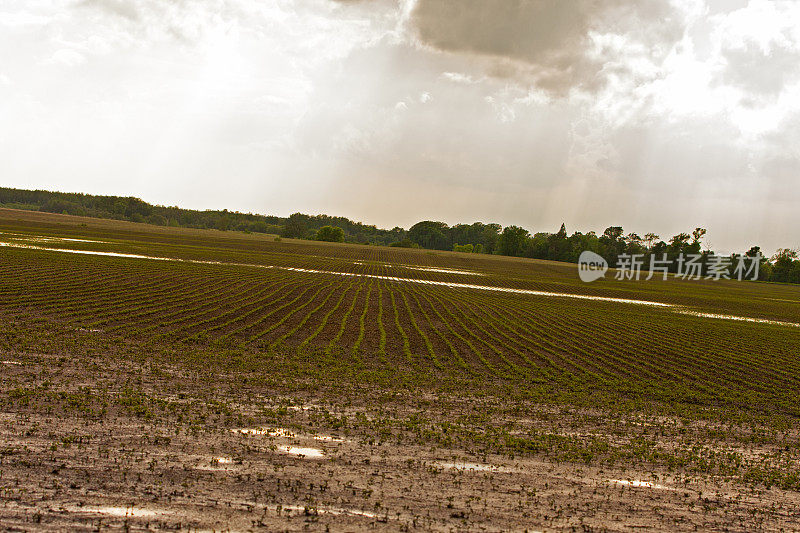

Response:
(0, 0), (798, 254)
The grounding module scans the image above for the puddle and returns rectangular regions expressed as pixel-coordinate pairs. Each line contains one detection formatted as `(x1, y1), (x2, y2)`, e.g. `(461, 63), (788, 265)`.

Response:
(270, 503), (377, 518)
(233, 428), (329, 458)
(234, 426), (344, 442)
(0, 232), (106, 244)
(76, 327), (103, 333)
(435, 461), (514, 473)
(234, 427), (271, 436)
(233, 427), (296, 437)
(313, 434), (346, 442)
(1, 360), (22, 365)
(675, 310), (800, 328)
(407, 266), (483, 275)
(322, 507), (378, 518)
(195, 456), (240, 471)
(18, 236), (107, 244)
(287, 404), (319, 411)
(0, 241), (173, 261)
(607, 479), (674, 491)
(277, 445), (325, 458)
(66, 501), (377, 521)
(196, 457), (238, 471)
(354, 261), (483, 276)
(64, 505), (161, 518)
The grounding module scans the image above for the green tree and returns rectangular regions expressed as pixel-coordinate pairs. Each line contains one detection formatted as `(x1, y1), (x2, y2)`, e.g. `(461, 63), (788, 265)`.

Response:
(643, 232), (660, 249)
(408, 221), (450, 250)
(746, 246), (762, 257)
(599, 226), (625, 265)
(771, 249), (798, 283)
(498, 225), (530, 256)
(668, 232), (690, 253)
(692, 227), (707, 246)
(546, 223), (570, 261)
(479, 223), (501, 254)
(281, 213), (308, 238)
(623, 233), (647, 256)
(315, 225), (345, 242)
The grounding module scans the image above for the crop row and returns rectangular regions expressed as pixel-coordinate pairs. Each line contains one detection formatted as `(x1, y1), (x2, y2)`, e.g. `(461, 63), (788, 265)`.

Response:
(2, 246), (800, 409)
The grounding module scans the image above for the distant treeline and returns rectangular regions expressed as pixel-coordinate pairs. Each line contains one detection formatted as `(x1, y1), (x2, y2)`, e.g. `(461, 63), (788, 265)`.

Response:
(0, 187), (403, 245)
(2, 187), (798, 283)
(407, 221), (800, 282)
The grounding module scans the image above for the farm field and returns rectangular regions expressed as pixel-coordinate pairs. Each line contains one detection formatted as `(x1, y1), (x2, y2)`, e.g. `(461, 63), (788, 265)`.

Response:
(2, 208), (800, 531)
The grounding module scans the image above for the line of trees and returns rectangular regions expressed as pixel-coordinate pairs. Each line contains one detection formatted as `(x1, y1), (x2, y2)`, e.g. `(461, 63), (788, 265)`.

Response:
(2, 187), (798, 283)
(0, 187), (401, 245)
(279, 212), (405, 245)
(489, 223), (799, 283)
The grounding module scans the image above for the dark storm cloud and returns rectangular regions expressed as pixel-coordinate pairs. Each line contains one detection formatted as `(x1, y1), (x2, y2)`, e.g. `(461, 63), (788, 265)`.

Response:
(408, 0), (682, 94)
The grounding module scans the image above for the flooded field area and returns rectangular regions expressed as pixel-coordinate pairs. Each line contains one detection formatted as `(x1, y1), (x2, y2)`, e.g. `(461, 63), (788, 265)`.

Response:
(1, 211), (800, 531)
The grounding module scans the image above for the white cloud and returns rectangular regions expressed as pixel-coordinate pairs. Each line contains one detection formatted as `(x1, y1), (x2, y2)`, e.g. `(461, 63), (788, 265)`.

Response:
(440, 71), (479, 84)
(48, 49), (87, 67)
(0, 11), (50, 27)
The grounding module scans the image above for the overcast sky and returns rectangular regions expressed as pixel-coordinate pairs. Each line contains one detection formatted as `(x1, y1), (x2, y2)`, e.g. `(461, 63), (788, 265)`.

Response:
(1, 0), (798, 253)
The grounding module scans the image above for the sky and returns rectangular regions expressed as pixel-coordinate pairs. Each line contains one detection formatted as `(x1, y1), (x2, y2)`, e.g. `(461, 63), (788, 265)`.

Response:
(1, 0), (798, 254)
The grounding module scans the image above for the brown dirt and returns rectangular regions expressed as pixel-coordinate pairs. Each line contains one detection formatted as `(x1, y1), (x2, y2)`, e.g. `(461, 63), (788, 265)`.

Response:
(2, 352), (799, 532)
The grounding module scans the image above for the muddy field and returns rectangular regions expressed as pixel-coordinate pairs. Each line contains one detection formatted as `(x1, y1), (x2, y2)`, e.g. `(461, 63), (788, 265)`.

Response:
(3, 351), (800, 532)
(2, 210), (800, 531)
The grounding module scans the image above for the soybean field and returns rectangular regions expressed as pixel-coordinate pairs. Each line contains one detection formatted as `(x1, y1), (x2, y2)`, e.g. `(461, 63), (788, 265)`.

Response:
(2, 208), (800, 531)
